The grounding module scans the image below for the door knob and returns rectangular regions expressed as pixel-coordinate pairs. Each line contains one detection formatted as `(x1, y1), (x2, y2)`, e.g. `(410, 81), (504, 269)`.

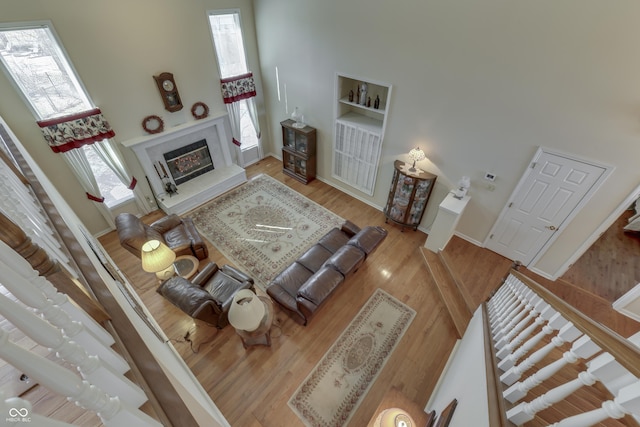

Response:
(546, 225), (557, 231)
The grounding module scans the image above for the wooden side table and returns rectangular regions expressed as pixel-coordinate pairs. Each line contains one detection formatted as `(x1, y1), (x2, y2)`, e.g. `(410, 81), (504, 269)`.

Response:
(174, 255), (199, 280)
(234, 296), (274, 349)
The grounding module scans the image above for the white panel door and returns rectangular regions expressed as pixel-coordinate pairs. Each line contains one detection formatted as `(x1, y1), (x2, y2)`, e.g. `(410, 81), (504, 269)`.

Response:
(485, 149), (608, 266)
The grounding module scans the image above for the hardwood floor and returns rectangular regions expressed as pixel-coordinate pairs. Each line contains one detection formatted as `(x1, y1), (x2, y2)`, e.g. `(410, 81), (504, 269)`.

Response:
(561, 208), (640, 303)
(98, 156), (640, 426)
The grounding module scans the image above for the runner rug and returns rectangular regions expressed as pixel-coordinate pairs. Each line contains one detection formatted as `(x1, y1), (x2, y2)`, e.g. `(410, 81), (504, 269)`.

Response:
(190, 174), (344, 290)
(288, 289), (416, 427)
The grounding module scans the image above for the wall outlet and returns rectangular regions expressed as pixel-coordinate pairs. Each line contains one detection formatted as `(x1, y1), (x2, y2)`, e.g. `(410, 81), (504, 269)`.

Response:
(484, 172), (496, 182)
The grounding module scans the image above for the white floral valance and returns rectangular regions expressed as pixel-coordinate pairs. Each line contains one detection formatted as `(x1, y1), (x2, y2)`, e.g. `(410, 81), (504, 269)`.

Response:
(220, 72), (257, 104)
(37, 108), (115, 153)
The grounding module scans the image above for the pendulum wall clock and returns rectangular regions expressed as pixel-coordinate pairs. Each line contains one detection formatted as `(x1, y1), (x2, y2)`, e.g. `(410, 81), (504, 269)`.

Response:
(153, 72), (183, 112)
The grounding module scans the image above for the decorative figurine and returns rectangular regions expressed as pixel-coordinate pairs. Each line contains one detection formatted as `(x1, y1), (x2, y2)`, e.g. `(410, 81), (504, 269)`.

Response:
(348, 90), (354, 102)
(358, 82), (368, 106)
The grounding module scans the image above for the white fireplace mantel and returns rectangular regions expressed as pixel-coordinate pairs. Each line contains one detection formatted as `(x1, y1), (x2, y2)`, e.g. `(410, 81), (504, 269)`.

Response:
(121, 112), (246, 215)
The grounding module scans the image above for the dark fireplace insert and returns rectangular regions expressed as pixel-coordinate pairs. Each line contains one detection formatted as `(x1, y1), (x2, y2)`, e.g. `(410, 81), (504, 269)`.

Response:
(163, 139), (214, 186)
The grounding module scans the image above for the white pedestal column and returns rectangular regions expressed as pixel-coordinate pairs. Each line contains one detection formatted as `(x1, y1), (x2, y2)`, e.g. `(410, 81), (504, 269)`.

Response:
(424, 192), (470, 253)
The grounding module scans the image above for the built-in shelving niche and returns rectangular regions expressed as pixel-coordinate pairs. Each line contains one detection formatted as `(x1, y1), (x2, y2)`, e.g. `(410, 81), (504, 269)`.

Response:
(332, 73), (392, 196)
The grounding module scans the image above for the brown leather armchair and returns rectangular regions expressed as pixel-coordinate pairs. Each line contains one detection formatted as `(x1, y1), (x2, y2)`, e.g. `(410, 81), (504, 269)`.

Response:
(157, 262), (255, 328)
(115, 212), (208, 260)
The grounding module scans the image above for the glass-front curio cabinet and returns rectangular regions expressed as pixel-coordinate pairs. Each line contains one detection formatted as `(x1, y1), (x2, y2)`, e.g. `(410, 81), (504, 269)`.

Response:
(384, 160), (437, 231)
(281, 119), (316, 184)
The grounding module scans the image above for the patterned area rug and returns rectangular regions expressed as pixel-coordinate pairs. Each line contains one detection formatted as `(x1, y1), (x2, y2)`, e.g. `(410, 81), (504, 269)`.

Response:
(190, 174), (344, 289)
(289, 289), (416, 427)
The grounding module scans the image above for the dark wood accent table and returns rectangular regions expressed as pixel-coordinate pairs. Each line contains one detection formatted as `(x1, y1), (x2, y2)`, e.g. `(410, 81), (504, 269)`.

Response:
(234, 296), (274, 349)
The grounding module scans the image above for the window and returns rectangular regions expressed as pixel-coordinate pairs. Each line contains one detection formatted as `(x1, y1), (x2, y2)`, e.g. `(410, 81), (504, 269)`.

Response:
(0, 22), (133, 207)
(208, 12), (258, 150)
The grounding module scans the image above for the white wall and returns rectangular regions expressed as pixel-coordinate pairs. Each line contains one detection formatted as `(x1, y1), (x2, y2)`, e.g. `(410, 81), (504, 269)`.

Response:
(0, 0), (267, 235)
(253, 0), (640, 277)
(426, 309), (490, 427)
(3, 1), (640, 277)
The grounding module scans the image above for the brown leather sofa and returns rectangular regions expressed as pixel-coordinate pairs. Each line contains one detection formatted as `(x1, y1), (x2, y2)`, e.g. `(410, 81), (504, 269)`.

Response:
(157, 262), (255, 328)
(267, 221), (387, 325)
(115, 212), (208, 260)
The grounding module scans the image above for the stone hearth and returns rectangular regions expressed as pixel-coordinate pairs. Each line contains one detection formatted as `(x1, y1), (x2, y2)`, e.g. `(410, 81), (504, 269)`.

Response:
(121, 112), (246, 215)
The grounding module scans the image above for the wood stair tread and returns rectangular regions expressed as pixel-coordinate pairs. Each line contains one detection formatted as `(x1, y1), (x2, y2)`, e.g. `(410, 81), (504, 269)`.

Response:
(440, 249), (477, 313)
(420, 247), (472, 338)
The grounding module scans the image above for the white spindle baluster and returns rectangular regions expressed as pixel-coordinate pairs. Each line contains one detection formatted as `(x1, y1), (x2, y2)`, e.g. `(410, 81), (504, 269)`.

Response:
(489, 278), (521, 322)
(507, 352), (635, 425)
(0, 292), (147, 407)
(0, 253), (128, 374)
(489, 278), (524, 320)
(0, 165), (74, 273)
(495, 296), (545, 353)
(0, 240), (115, 347)
(496, 303), (551, 357)
(498, 310), (562, 371)
(547, 379), (640, 427)
(492, 289), (535, 342)
(0, 329), (162, 427)
(503, 335), (601, 403)
(487, 278), (516, 314)
(2, 394), (75, 426)
(501, 320), (582, 385)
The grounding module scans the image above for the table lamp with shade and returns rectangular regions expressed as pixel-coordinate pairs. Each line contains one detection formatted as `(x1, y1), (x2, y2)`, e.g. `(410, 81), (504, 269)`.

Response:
(407, 147), (426, 172)
(228, 289), (265, 332)
(141, 239), (176, 281)
(373, 407), (416, 427)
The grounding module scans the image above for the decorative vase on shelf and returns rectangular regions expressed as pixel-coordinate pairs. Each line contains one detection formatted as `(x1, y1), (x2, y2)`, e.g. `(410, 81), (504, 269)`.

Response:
(291, 107), (305, 128)
(358, 82), (368, 106)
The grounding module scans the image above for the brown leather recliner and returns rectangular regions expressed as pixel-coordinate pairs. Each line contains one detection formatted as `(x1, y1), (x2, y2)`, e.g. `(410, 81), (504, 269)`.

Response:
(157, 262), (255, 328)
(115, 212), (208, 260)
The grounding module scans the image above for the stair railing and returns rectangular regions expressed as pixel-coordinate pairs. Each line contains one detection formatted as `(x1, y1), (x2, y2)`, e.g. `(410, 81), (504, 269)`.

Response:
(484, 266), (640, 427)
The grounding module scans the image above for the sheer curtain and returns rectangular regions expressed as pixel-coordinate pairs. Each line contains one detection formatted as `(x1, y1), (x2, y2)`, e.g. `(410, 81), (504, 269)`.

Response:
(37, 109), (150, 226)
(90, 140), (149, 214)
(220, 73), (261, 167)
(210, 11), (261, 166)
(61, 148), (117, 227)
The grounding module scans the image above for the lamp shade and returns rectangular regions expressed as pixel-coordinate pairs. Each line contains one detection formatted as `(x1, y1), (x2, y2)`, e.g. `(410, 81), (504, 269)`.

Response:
(141, 239), (176, 273)
(373, 407), (415, 427)
(228, 289), (266, 332)
(408, 147), (426, 164)
(407, 148), (426, 171)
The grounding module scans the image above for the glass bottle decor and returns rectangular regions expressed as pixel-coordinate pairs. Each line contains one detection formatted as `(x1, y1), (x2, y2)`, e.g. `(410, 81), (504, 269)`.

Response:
(291, 107), (305, 128)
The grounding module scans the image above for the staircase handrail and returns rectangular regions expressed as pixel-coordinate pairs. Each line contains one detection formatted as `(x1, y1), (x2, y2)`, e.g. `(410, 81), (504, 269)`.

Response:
(509, 268), (640, 379)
